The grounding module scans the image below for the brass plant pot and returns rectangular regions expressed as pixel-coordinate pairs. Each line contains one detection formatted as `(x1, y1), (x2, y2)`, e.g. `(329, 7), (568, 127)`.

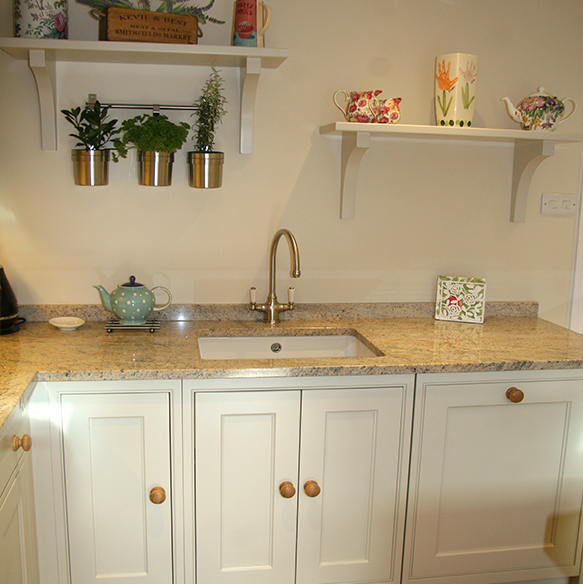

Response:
(71, 149), (109, 186)
(188, 152), (224, 189)
(138, 151), (174, 186)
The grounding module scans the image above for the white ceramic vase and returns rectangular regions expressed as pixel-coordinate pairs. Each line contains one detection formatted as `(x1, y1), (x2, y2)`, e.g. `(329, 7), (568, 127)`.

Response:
(434, 53), (478, 127)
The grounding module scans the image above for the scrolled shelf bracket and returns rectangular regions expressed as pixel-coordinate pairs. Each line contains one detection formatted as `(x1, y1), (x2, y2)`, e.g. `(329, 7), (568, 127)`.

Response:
(28, 49), (57, 151)
(510, 139), (555, 223)
(340, 131), (371, 219)
(240, 56), (262, 155)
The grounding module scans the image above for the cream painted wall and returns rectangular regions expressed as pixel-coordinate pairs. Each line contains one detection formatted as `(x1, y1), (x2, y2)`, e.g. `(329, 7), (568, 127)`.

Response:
(0, 0), (582, 326)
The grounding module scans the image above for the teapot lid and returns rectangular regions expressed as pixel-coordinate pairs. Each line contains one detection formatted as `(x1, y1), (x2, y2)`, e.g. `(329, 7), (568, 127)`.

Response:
(528, 86), (553, 98)
(121, 275), (144, 288)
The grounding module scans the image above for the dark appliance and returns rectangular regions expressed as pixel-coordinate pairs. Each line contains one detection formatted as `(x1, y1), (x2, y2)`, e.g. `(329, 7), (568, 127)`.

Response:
(1, 265), (25, 334)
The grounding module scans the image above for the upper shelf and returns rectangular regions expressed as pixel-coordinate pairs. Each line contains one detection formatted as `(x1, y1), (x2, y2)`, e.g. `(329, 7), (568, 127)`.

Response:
(0, 38), (289, 154)
(320, 122), (583, 222)
(0, 37), (288, 67)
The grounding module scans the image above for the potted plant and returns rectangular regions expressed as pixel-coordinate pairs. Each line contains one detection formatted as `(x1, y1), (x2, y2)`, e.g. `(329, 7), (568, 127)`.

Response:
(189, 67), (227, 188)
(113, 113), (190, 186)
(61, 100), (119, 186)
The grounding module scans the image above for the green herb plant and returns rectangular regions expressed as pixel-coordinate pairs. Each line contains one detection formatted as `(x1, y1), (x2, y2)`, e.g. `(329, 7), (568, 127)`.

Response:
(191, 67), (227, 153)
(113, 113), (190, 160)
(61, 101), (120, 151)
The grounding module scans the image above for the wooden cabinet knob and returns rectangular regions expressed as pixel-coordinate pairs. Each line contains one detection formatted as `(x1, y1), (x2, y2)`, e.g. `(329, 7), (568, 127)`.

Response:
(304, 480), (321, 498)
(149, 486), (166, 504)
(12, 434), (32, 452)
(506, 387), (524, 403)
(279, 481), (296, 498)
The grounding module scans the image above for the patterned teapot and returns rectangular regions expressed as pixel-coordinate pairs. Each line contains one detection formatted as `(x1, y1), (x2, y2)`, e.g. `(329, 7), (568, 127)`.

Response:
(94, 275), (172, 325)
(501, 87), (577, 131)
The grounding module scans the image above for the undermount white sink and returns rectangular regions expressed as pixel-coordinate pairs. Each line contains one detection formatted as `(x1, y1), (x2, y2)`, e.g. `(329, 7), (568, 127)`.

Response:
(197, 334), (379, 360)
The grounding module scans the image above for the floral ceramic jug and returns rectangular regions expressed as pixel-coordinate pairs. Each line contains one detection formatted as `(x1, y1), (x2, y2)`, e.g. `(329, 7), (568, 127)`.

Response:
(501, 87), (577, 131)
(333, 90), (402, 124)
(334, 90), (382, 123)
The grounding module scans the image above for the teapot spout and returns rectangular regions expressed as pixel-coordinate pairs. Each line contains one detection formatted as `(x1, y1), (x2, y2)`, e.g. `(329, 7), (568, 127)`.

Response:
(501, 96), (522, 124)
(94, 285), (113, 313)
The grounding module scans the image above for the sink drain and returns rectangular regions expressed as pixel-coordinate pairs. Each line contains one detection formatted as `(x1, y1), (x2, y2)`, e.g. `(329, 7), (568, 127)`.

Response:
(271, 342), (282, 353)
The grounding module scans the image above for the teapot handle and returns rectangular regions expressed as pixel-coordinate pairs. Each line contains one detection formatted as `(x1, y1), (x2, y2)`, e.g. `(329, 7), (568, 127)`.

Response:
(558, 98), (577, 126)
(333, 90), (349, 118)
(152, 286), (172, 312)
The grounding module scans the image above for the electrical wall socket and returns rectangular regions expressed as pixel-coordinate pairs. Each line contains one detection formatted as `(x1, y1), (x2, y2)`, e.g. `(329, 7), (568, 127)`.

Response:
(541, 193), (578, 216)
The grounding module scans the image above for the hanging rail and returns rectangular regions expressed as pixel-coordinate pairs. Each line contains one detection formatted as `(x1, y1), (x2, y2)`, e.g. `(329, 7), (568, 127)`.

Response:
(86, 93), (197, 113)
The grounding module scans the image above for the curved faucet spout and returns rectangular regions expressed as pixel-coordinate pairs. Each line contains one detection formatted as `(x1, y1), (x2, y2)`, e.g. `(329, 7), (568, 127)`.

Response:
(250, 228), (301, 325)
(269, 229), (301, 298)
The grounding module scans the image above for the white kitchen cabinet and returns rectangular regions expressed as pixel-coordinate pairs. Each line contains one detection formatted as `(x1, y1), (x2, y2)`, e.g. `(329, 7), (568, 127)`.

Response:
(189, 374), (414, 584)
(0, 388), (39, 584)
(35, 380), (182, 584)
(402, 370), (583, 584)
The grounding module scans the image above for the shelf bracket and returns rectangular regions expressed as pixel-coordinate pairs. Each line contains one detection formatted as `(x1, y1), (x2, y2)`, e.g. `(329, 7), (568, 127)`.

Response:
(240, 56), (261, 155)
(28, 49), (57, 151)
(510, 139), (555, 223)
(340, 131), (371, 219)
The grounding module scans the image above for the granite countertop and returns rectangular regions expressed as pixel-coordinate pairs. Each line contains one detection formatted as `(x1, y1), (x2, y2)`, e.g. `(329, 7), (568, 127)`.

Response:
(3, 310), (583, 429)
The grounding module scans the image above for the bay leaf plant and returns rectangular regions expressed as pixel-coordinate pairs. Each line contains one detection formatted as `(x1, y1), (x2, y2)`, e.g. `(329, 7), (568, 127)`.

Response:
(61, 100), (120, 154)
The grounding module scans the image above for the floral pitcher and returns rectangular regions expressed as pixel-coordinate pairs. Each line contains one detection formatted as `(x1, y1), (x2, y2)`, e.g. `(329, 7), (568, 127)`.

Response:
(333, 90), (401, 124)
(333, 90), (382, 123)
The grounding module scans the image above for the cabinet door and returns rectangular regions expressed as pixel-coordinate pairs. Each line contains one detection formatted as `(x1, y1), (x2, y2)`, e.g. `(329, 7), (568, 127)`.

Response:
(0, 455), (39, 584)
(403, 372), (583, 584)
(296, 385), (412, 584)
(61, 392), (172, 584)
(195, 390), (301, 584)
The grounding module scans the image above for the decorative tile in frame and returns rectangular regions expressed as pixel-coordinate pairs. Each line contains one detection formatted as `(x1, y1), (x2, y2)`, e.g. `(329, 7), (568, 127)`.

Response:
(435, 276), (486, 324)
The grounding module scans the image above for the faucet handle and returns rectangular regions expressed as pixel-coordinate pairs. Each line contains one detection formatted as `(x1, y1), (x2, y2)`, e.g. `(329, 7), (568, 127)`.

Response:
(288, 287), (295, 305)
(249, 287), (257, 304)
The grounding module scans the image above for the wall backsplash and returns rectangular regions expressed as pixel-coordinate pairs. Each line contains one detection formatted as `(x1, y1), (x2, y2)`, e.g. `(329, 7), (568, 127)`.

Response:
(19, 301), (539, 323)
(0, 0), (581, 328)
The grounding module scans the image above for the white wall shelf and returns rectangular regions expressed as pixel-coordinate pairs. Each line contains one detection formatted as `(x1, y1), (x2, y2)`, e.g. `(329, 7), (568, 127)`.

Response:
(320, 122), (583, 222)
(0, 37), (288, 154)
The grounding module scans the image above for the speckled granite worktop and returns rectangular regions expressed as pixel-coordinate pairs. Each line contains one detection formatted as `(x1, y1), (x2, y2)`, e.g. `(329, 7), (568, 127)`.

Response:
(3, 304), (583, 428)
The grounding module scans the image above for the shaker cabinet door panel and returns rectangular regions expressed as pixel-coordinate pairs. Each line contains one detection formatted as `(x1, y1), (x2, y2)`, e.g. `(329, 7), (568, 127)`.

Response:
(296, 386), (412, 584)
(61, 392), (172, 584)
(403, 372), (583, 584)
(195, 390), (301, 584)
(0, 456), (38, 584)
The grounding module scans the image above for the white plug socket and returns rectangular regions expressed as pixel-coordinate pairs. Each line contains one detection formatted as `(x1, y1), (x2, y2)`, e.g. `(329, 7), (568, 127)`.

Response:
(541, 193), (578, 216)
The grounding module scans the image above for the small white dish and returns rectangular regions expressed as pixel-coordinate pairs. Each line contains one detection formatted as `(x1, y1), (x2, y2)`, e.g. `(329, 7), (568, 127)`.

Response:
(49, 317), (85, 331)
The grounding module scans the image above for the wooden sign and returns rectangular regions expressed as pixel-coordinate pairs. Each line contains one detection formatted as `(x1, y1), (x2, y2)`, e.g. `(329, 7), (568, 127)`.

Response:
(99, 7), (200, 44)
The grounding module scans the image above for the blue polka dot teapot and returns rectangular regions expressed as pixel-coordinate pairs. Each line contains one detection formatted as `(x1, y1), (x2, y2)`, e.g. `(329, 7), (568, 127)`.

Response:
(94, 275), (172, 325)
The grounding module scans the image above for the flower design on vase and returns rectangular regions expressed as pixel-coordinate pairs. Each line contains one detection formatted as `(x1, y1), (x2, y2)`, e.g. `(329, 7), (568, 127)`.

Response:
(458, 61), (477, 110)
(435, 60), (458, 117)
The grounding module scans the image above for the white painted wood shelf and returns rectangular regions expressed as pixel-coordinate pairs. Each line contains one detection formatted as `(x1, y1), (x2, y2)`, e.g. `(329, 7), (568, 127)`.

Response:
(320, 122), (583, 222)
(0, 37), (288, 154)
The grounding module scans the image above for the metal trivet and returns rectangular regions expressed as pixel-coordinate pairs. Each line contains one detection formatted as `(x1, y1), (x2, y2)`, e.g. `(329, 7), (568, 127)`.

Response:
(104, 319), (161, 333)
